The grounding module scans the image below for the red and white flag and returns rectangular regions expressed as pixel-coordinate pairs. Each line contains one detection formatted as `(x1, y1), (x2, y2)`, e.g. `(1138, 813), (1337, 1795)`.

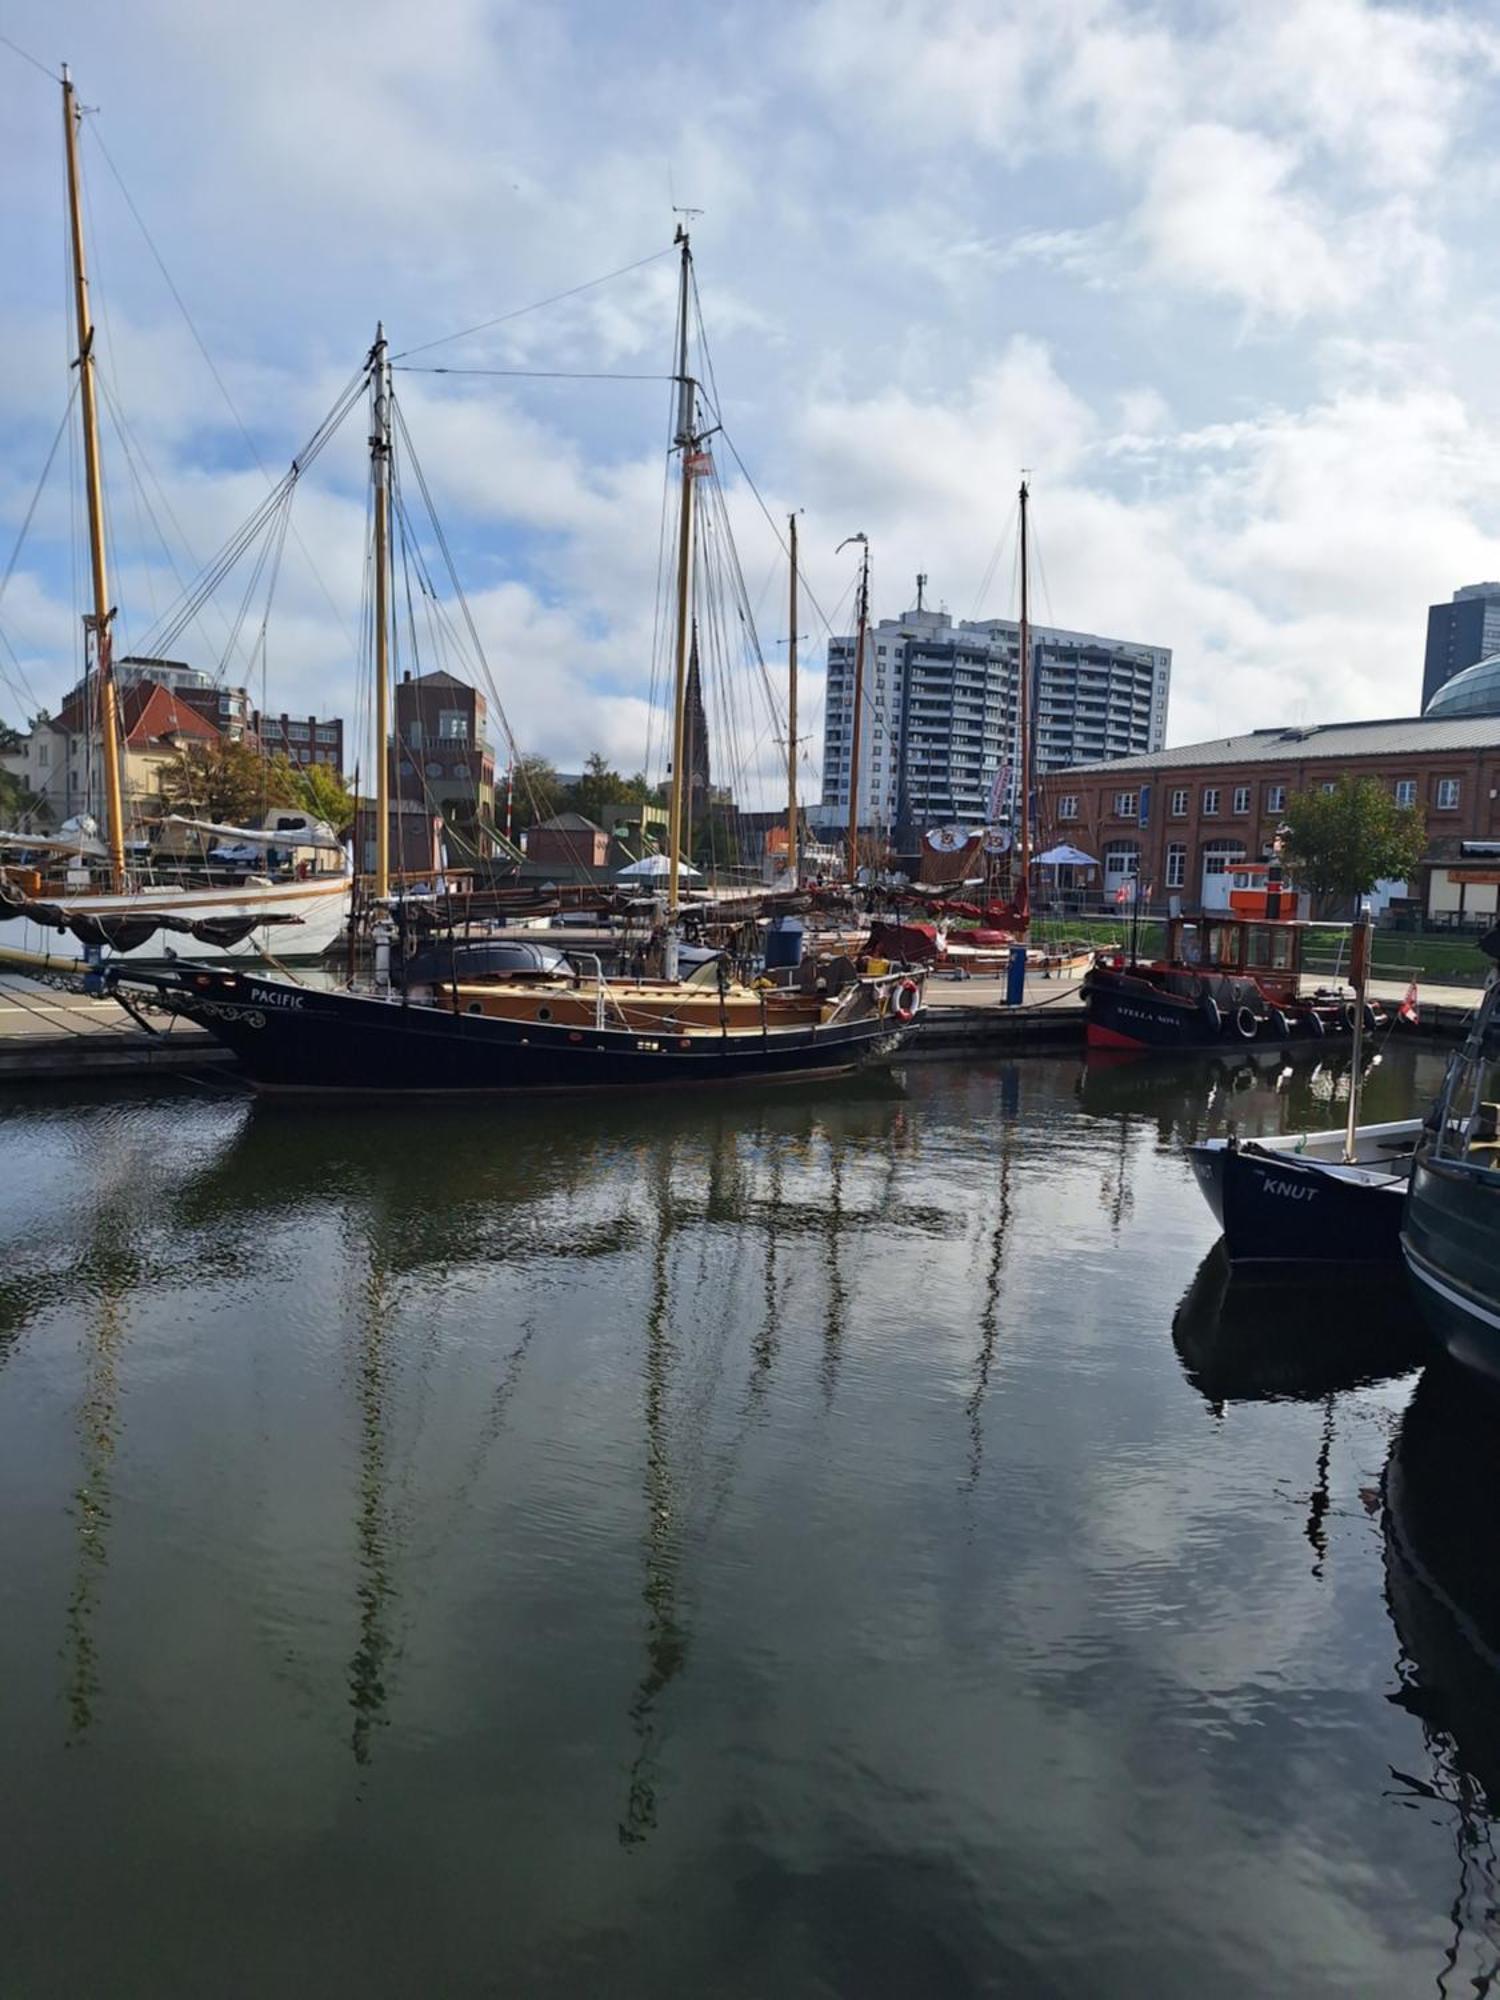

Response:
(1399, 980), (1420, 1024)
(1114, 880), (1134, 905)
(685, 450), (714, 477)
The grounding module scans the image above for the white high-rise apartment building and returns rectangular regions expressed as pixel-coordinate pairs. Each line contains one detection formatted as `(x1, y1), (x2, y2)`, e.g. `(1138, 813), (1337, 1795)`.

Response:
(818, 602), (1170, 833)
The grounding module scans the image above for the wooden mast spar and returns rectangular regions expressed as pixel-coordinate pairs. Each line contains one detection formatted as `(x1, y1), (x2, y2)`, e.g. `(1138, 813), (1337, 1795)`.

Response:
(664, 226), (696, 979)
(840, 534), (870, 887)
(1017, 477), (1031, 924)
(370, 325), (393, 902)
(62, 68), (126, 893)
(786, 512), (798, 887)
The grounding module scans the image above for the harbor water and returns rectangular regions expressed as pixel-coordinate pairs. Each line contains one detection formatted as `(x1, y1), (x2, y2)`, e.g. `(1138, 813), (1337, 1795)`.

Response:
(3, 1042), (1496, 1995)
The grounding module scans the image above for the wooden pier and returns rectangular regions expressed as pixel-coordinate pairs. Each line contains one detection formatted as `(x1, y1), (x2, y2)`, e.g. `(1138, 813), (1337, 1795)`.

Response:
(0, 968), (1482, 1085)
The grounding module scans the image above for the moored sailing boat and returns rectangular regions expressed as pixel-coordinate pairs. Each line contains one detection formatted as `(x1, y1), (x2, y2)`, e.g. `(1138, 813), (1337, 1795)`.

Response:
(111, 234), (924, 1092)
(0, 70), (351, 971)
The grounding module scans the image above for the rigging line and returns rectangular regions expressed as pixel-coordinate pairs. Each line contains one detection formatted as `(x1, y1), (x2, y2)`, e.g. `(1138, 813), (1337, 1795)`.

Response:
(389, 397), (514, 744)
(0, 30), (58, 79)
(0, 382), (79, 620)
(391, 247), (677, 361)
(711, 418), (840, 640)
(394, 366), (676, 382)
(95, 370), (236, 654)
(138, 366), (367, 660)
(87, 122), (361, 650)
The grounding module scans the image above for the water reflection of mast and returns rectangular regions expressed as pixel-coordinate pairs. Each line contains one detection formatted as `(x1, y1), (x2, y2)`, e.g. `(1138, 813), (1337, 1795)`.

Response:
(348, 1253), (397, 1768)
(65, 1251), (125, 1739)
(965, 1130), (1015, 1491)
(620, 1147), (689, 1847)
(821, 1132), (848, 1406)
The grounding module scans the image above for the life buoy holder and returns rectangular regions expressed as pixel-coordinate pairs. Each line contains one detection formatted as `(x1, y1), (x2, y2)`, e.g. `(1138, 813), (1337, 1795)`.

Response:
(893, 978), (921, 1023)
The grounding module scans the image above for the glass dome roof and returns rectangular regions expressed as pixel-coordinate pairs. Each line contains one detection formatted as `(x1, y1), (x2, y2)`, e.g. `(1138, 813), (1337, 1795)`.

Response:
(1425, 653), (1500, 718)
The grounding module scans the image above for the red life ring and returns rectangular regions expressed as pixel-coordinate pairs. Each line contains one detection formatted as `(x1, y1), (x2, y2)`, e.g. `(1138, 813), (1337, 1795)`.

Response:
(893, 978), (921, 1023)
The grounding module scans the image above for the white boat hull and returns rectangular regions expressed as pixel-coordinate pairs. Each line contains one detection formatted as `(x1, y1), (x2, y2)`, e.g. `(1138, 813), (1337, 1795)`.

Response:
(0, 873), (350, 968)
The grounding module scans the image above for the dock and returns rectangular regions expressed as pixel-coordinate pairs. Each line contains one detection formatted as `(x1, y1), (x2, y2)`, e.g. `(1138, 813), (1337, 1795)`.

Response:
(0, 978), (234, 1082)
(0, 968), (1483, 1085)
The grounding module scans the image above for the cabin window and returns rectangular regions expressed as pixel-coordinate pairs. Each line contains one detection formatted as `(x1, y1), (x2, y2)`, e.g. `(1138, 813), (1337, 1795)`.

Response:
(1437, 777), (1461, 809)
(1169, 788), (1188, 816)
(1201, 787), (1220, 815)
(1177, 922), (1202, 964)
(1247, 926), (1273, 968)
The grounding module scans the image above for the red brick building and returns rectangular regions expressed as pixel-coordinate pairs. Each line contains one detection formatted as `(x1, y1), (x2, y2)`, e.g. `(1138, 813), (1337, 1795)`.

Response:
(1041, 714), (1500, 922)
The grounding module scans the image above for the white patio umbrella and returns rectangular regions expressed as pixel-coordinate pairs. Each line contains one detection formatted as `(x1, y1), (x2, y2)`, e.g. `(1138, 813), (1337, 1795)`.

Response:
(1033, 843), (1099, 867)
(615, 853), (703, 880)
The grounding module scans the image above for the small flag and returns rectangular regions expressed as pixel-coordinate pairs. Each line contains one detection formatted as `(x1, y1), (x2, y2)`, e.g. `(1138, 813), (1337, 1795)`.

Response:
(1399, 980), (1420, 1024)
(686, 450), (714, 477)
(1115, 880), (1133, 905)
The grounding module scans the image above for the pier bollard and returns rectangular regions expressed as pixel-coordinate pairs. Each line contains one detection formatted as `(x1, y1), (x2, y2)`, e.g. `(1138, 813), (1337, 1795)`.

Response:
(1006, 945), (1027, 1008)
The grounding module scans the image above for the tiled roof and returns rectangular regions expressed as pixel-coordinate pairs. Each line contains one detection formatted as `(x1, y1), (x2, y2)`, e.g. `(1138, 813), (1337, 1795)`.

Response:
(1057, 714), (1500, 776)
(55, 680), (221, 748)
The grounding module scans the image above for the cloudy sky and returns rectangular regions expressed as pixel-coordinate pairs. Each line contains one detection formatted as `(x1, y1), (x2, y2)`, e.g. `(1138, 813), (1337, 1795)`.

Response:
(3, 0), (1500, 808)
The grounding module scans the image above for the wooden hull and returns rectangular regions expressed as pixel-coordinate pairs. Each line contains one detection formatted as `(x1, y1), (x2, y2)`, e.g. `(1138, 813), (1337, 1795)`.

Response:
(115, 967), (918, 1095)
(0, 873), (350, 967)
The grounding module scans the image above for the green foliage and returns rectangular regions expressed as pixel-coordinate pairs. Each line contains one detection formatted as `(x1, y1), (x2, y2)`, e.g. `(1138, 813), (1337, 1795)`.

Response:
(569, 750), (635, 827)
(158, 739), (302, 824)
(508, 752), (564, 832)
(0, 720), (23, 754)
(1280, 776), (1427, 912)
(280, 757), (355, 835)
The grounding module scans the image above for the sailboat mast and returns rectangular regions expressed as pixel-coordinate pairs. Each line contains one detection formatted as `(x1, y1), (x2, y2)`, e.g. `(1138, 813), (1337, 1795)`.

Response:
(62, 69), (126, 893)
(1018, 478), (1031, 902)
(370, 325), (392, 901)
(786, 512), (798, 887)
(845, 537), (869, 886)
(665, 228), (696, 942)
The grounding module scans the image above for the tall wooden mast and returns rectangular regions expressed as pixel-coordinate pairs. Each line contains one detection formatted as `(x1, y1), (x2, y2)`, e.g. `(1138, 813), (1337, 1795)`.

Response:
(786, 512), (799, 887)
(664, 227), (697, 968)
(62, 68), (126, 892)
(370, 325), (392, 901)
(1017, 477), (1032, 908)
(842, 535), (869, 886)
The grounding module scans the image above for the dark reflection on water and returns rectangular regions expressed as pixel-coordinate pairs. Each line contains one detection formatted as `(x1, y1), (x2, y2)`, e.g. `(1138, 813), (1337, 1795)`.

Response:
(0, 1042), (1491, 1996)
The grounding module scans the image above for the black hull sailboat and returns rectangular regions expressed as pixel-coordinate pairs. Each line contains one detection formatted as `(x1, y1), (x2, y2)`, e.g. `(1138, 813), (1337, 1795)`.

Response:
(1401, 943), (1500, 1387)
(117, 965), (916, 1095)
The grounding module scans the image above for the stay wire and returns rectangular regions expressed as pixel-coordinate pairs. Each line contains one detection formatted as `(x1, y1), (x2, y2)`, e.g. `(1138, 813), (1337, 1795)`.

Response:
(0, 31), (57, 79)
(392, 247), (677, 361)
(87, 121), (360, 652)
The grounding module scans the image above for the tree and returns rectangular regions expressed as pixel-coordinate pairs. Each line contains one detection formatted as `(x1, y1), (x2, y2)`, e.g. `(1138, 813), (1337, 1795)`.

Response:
(158, 739), (302, 824)
(0, 720), (23, 755)
(283, 758), (356, 836)
(569, 750), (633, 826)
(508, 752), (564, 833)
(1279, 775), (1427, 915)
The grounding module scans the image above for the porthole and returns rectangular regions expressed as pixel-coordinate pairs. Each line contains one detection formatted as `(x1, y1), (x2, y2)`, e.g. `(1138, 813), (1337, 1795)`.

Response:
(467, 1001), (483, 1015)
(536, 1005), (552, 1022)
